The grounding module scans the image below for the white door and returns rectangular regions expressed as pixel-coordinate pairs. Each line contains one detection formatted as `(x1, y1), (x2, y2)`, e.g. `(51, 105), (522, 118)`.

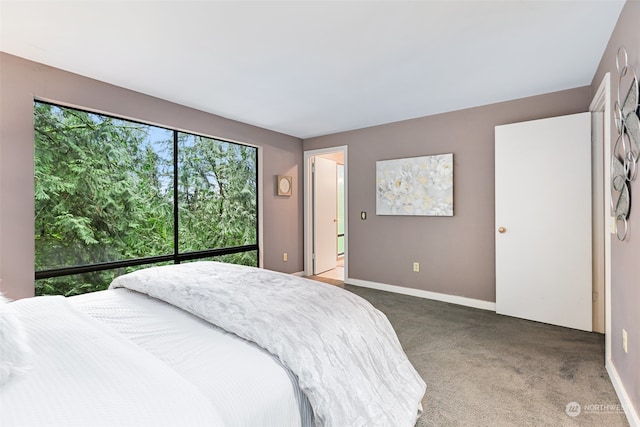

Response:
(313, 156), (337, 274)
(495, 112), (592, 331)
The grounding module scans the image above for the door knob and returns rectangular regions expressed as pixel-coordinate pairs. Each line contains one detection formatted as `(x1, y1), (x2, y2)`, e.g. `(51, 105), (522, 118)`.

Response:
(498, 227), (506, 233)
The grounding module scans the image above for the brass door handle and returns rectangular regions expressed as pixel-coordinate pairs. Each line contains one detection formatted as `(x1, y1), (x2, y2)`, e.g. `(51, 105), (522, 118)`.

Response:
(498, 227), (507, 234)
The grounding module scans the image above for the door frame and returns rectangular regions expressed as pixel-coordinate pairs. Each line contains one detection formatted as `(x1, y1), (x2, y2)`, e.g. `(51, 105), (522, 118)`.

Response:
(589, 73), (612, 360)
(303, 145), (348, 278)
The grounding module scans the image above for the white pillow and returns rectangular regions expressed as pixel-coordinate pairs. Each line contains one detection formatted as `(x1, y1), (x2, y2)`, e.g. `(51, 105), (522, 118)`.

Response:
(0, 291), (31, 385)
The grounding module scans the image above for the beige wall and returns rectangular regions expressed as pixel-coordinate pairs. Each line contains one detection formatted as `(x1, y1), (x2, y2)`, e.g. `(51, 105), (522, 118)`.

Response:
(304, 88), (591, 303)
(0, 53), (304, 300)
(591, 0), (640, 417)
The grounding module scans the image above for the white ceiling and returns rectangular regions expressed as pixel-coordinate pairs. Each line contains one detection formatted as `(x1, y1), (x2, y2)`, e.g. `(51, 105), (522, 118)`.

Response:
(0, 0), (625, 139)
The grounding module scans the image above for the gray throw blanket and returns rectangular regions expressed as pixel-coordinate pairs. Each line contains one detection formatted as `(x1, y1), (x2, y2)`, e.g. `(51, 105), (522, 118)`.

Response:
(110, 261), (426, 427)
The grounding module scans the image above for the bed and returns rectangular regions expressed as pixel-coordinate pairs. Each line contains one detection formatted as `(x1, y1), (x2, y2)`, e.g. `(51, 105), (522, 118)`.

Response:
(0, 261), (426, 426)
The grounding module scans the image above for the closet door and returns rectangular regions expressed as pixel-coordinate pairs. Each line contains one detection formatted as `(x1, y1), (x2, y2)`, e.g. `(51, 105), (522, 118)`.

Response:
(495, 112), (592, 331)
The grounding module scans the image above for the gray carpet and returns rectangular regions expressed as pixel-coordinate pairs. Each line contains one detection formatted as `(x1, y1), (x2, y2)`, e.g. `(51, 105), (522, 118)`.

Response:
(344, 284), (629, 427)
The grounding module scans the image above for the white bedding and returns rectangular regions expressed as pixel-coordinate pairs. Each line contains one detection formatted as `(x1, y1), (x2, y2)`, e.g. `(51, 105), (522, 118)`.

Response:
(2, 261), (425, 427)
(1, 290), (313, 426)
(111, 261), (426, 427)
(69, 288), (313, 427)
(0, 295), (225, 427)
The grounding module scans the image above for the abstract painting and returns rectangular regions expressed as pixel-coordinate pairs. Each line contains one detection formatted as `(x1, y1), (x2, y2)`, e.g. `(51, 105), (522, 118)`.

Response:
(376, 153), (453, 216)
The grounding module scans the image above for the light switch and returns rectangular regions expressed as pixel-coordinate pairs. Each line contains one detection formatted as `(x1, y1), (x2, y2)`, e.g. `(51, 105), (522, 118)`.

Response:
(361, 211), (367, 220)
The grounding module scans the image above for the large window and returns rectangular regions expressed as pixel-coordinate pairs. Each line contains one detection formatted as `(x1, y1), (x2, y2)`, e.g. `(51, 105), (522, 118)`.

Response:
(34, 101), (258, 296)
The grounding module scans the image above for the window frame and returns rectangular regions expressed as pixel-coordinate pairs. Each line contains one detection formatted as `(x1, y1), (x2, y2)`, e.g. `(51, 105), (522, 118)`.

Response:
(34, 100), (260, 282)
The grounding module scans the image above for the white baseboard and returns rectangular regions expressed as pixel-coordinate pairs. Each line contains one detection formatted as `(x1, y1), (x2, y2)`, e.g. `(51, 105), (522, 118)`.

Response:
(346, 277), (496, 311)
(607, 360), (640, 426)
(291, 271), (305, 277)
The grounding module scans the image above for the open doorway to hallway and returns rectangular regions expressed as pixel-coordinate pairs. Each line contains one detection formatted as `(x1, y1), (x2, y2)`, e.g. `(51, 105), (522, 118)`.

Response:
(303, 146), (347, 283)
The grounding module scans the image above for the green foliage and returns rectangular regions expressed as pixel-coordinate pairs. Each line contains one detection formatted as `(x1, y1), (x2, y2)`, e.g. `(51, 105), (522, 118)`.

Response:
(36, 271), (121, 297)
(34, 102), (257, 296)
(177, 133), (257, 252)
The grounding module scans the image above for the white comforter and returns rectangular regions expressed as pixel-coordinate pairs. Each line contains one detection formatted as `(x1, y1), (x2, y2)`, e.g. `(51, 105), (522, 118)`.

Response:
(111, 261), (426, 427)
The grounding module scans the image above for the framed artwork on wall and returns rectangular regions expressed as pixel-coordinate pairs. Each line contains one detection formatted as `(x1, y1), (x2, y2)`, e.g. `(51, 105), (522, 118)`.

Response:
(277, 175), (292, 196)
(376, 153), (453, 216)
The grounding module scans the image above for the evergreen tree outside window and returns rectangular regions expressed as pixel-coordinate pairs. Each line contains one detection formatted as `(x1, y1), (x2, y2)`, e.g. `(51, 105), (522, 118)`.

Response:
(34, 101), (258, 296)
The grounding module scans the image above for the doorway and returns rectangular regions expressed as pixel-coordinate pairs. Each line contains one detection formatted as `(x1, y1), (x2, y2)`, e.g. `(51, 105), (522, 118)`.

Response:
(303, 146), (348, 281)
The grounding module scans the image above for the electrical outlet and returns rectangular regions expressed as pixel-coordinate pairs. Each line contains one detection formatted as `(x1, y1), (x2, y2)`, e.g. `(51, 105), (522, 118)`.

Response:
(283, 252), (288, 262)
(413, 262), (420, 272)
(623, 329), (628, 353)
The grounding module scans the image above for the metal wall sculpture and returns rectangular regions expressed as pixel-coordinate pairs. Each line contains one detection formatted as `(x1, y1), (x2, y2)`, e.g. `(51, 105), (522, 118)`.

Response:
(612, 47), (640, 241)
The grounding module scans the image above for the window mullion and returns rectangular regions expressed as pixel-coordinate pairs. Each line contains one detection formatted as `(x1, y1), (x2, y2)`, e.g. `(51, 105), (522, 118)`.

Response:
(173, 130), (179, 263)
